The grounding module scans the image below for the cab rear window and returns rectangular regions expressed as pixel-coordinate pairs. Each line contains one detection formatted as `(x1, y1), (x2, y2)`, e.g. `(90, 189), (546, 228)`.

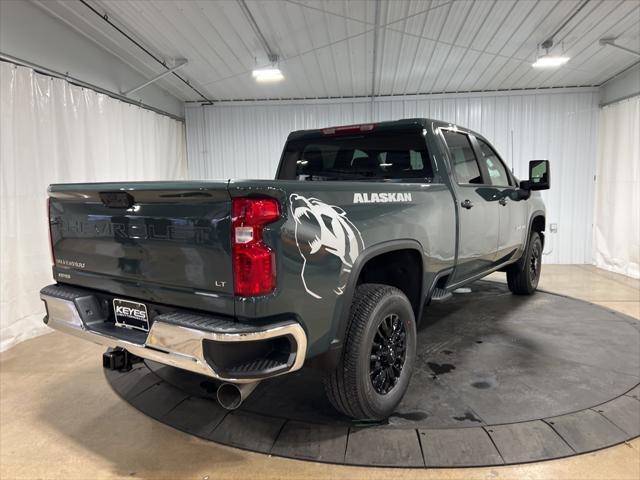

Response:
(278, 131), (434, 182)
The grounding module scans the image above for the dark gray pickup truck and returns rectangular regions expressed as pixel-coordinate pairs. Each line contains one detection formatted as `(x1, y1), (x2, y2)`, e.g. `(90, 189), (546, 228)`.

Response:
(41, 118), (549, 419)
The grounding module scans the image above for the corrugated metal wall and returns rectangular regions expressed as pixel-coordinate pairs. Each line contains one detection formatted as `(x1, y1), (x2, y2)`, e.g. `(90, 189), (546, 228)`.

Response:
(186, 88), (599, 264)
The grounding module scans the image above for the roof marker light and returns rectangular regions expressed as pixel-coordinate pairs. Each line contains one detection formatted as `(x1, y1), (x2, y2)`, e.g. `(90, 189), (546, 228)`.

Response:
(322, 124), (375, 135)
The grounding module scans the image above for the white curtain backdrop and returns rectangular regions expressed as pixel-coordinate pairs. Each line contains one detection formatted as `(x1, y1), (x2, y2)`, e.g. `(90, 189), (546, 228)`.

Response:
(186, 89), (600, 265)
(0, 62), (187, 351)
(594, 96), (640, 279)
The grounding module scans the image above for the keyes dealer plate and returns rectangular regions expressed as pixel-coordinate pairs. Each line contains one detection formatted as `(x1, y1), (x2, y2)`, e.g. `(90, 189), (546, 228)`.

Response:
(113, 298), (149, 332)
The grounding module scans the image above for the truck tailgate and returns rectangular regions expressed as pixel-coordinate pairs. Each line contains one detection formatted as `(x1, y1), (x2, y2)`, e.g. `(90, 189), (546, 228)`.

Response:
(48, 182), (234, 315)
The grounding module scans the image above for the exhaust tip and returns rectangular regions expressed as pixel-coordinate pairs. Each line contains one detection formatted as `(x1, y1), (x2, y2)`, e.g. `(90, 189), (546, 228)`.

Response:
(217, 383), (242, 410)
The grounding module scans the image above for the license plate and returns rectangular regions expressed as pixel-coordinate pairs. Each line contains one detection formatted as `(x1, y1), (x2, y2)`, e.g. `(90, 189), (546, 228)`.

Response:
(113, 298), (149, 332)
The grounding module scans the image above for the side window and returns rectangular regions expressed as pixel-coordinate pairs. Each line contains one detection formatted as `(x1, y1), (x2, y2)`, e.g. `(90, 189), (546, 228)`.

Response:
(477, 139), (511, 187)
(441, 130), (483, 184)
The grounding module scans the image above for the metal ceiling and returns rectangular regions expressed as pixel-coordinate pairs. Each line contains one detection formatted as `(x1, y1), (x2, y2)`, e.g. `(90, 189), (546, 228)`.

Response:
(34, 0), (640, 102)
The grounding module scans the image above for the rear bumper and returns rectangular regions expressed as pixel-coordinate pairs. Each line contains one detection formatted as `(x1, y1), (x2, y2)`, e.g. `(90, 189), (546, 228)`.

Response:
(40, 284), (307, 383)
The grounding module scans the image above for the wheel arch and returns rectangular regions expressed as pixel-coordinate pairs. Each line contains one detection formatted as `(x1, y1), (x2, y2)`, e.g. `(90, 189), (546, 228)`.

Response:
(330, 240), (426, 354)
(529, 211), (546, 248)
(356, 249), (424, 316)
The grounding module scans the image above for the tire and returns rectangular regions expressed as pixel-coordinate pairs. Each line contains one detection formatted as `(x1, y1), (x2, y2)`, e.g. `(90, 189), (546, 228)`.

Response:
(324, 284), (417, 420)
(507, 231), (542, 295)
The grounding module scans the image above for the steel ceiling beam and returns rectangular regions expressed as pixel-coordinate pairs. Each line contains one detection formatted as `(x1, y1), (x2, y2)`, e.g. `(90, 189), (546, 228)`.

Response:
(600, 38), (640, 57)
(237, 0), (279, 64)
(122, 60), (188, 97)
(79, 0), (213, 103)
(370, 0), (381, 115)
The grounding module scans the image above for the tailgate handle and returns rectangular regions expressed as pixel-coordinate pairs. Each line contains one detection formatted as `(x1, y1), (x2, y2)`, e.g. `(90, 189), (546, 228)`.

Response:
(99, 191), (135, 208)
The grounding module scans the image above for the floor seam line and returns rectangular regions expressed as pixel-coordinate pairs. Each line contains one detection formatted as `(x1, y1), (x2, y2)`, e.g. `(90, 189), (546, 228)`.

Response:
(269, 419), (288, 453)
(343, 426), (351, 463)
(415, 428), (426, 467)
(482, 426), (506, 464)
(127, 379), (162, 400)
(542, 418), (577, 454)
(163, 394), (189, 416)
(205, 409), (230, 438)
(589, 407), (634, 436)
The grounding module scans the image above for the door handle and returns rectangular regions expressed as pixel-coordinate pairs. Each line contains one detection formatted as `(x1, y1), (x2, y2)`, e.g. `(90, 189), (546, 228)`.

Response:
(461, 199), (474, 209)
(499, 197), (507, 206)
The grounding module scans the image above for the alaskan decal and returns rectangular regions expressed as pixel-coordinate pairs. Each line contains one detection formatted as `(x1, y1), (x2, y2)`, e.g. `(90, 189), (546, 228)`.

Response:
(289, 194), (364, 299)
(353, 192), (412, 204)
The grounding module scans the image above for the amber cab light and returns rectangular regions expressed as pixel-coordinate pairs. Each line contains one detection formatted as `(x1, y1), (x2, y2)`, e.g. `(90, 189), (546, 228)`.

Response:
(231, 198), (280, 296)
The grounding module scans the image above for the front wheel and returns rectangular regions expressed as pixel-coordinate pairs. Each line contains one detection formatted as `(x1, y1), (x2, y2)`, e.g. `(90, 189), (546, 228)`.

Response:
(507, 231), (542, 295)
(324, 284), (416, 420)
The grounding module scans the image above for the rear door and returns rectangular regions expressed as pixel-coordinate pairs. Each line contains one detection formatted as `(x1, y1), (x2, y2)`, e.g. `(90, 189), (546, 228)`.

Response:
(49, 182), (235, 315)
(440, 129), (500, 283)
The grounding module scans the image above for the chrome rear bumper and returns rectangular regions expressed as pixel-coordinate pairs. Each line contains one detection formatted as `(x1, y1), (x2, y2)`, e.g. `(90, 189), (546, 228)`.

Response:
(40, 285), (307, 383)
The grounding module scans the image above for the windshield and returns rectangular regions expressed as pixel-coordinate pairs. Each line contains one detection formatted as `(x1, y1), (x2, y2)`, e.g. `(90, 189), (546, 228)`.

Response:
(278, 130), (434, 182)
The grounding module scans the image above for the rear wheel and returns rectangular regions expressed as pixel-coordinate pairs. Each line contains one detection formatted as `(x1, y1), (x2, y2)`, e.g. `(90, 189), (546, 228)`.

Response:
(324, 284), (416, 420)
(507, 231), (542, 295)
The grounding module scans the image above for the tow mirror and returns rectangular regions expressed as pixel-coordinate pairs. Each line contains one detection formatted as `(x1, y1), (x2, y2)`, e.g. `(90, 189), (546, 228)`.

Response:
(522, 160), (550, 191)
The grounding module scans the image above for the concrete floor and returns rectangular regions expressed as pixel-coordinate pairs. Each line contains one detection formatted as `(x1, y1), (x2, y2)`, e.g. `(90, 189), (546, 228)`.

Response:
(1, 265), (639, 480)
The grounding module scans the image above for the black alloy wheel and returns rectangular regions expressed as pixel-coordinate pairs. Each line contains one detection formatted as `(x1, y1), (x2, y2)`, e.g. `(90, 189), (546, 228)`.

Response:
(370, 313), (407, 395)
(529, 239), (542, 284)
(507, 231), (543, 295)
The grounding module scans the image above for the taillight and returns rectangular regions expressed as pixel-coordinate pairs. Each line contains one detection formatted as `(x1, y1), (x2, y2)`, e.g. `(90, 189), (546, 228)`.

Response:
(231, 198), (280, 296)
(47, 197), (55, 266)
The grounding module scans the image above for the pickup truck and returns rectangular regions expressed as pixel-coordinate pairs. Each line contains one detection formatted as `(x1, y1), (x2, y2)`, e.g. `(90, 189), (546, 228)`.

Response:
(40, 118), (549, 420)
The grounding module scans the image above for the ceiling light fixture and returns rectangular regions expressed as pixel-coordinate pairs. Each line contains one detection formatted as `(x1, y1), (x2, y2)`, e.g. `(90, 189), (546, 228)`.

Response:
(532, 55), (570, 68)
(252, 66), (284, 82)
(252, 53), (284, 83)
(532, 39), (570, 68)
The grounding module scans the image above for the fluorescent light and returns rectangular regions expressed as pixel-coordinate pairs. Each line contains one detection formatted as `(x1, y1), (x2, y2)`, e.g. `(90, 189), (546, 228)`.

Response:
(252, 67), (284, 82)
(532, 55), (570, 68)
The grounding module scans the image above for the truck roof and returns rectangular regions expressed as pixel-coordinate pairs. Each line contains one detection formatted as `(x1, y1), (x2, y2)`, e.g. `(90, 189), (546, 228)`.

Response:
(287, 118), (482, 141)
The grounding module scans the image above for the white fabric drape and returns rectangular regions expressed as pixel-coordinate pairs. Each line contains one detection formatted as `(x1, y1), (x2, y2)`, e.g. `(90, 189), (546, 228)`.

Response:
(594, 96), (640, 279)
(0, 62), (187, 351)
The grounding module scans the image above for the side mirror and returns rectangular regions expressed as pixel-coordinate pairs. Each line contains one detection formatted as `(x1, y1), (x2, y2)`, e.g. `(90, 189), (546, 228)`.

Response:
(525, 159), (550, 191)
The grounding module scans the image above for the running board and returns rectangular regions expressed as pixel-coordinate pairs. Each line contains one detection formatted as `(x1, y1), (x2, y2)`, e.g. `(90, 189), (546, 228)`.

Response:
(430, 288), (453, 303)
